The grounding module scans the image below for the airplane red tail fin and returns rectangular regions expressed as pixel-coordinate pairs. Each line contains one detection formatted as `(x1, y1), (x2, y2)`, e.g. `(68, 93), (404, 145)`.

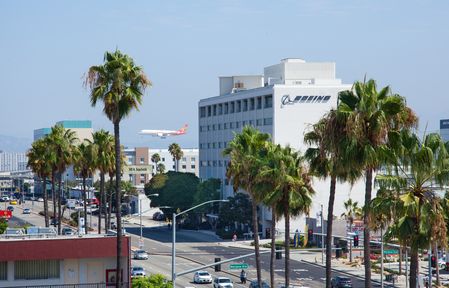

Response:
(178, 124), (188, 133)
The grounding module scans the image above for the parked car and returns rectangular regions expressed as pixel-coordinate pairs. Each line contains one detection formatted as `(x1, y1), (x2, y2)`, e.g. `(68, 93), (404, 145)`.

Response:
(50, 218), (59, 226)
(193, 271), (213, 284)
(248, 280), (270, 288)
(7, 206), (14, 212)
(37, 197), (44, 202)
(0, 196), (9, 202)
(22, 208), (31, 214)
(153, 211), (166, 221)
(131, 266), (146, 277)
(134, 250), (149, 260)
(62, 227), (74, 235)
(331, 276), (352, 288)
(9, 199), (17, 205)
(213, 277), (233, 288)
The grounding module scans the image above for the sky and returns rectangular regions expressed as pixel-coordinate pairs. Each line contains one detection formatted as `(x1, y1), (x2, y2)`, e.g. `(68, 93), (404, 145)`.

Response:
(1, 0), (448, 150)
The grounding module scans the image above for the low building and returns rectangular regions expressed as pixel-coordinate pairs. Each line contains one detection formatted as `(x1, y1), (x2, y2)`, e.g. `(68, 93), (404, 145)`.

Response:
(0, 234), (131, 287)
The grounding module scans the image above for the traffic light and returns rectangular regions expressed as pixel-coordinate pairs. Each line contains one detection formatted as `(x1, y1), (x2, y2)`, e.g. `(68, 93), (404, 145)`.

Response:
(214, 257), (221, 272)
(353, 235), (359, 247)
(431, 256), (436, 268)
(308, 229), (313, 238)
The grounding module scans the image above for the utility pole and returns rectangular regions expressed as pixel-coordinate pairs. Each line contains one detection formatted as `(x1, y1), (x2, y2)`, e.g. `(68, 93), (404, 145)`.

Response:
(321, 204), (324, 265)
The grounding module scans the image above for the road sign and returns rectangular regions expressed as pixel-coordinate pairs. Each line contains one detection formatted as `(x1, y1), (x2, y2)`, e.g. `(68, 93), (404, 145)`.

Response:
(229, 263), (249, 270)
(384, 249), (399, 255)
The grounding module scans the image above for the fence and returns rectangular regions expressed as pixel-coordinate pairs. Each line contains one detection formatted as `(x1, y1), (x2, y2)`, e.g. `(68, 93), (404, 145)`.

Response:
(3, 283), (130, 288)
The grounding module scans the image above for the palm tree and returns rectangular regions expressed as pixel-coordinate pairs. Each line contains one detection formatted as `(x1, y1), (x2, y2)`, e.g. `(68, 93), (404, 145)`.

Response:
(90, 130), (115, 234)
(341, 198), (362, 236)
(73, 141), (96, 234)
(27, 138), (52, 227)
(223, 126), (271, 287)
(157, 163), (166, 174)
(263, 145), (314, 287)
(151, 153), (161, 175)
(168, 143), (183, 172)
(86, 50), (150, 285)
(336, 79), (417, 287)
(304, 110), (360, 288)
(371, 131), (449, 288)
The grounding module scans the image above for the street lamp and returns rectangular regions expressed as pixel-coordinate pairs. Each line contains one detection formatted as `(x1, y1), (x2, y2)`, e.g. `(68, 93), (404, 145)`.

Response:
(172, 199), (228, 288)
(139, 193), (159, 249)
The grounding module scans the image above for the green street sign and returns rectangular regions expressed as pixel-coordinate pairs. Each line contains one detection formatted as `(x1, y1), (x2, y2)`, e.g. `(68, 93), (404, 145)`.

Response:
(384, 249), (399, 255)
(229, 263), (249, 270)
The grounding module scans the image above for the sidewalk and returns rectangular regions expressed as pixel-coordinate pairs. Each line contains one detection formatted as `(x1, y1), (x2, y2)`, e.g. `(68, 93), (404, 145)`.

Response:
(222, 239), (406, 287)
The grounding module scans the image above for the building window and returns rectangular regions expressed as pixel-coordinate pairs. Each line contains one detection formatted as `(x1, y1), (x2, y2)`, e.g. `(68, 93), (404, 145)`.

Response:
(182, 165), (187, 169)
(201, 161), (207, 167)
(236, 100), (241, 112)
(207, 125), (210, 131)
(191, 165), (195, 169)
(212, 124), (216, 131)
(264, 118), (273, 125)
(249, 98), (255, 110)
(230, 122), (234, 129)
(218, 123), (221, 130)
(15, 260), (60, 280)
(182, 157), (187, 162)
(213, 142), (216, 149)
(249, 120), (254, 126)
(243, 99), (248, 111)
(230, 102), (235, 113)
(225, 178), (229, 185)
(213, 105), (217, 116)
(256, 119), (263, 126)
(218, 104), (223, 115)
(213, 160), (217, 167)
(242, 120), (246, 126)
(207, 106), (211, 117)
(264, 95), (273, 108)
(218, 160), (223, 167)
(162, 157), (165, 161)
(256, 97), (262, 109)
(0, 261), (6, 280)
(129, 175), (133, 181)
(140, 157), (145, 164)
(218, 142), (222, 148)
(207, 143), (211, 149)
(191, 157), (195, 161)
(236, 121), (240, 128)
(224, 103), (229, 114)
(200, 107), (206, 118)
(224, 123), (227, 130)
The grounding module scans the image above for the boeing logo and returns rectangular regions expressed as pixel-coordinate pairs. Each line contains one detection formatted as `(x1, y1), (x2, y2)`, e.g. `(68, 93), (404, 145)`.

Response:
(281, 95), (331, 107)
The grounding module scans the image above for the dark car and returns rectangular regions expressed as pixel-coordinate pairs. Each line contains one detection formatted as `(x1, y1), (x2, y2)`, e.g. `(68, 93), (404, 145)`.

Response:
(248, 280), (270, 288)
(50, 218), (59, 226)
(331, 276), (352, 288)
(7, 206), (14, 212)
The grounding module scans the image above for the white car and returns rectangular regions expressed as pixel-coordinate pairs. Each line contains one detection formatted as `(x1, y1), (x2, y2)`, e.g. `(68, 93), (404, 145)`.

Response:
(213, 277), (233, 288)
(193, 271), (213, 284)
(439, 257), (447, 270)
(131, 266), (146, 277)
(133, 250), (149, 260)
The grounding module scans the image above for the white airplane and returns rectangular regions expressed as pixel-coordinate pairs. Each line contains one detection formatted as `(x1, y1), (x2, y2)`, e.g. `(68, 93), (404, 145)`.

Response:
(139, 124), (188, 138)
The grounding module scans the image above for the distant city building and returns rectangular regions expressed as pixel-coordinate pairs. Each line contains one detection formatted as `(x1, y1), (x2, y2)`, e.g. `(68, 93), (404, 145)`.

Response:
(0, 152), (27, 172)
(440, 119), (449, 142)
(198, 58), (367, 236)
(122, 147), (199, 190)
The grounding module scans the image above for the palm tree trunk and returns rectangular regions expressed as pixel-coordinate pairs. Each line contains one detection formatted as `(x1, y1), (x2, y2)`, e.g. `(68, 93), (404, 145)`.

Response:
(107, 177), (113, 231)
(52, 172), (56, 229)
(114, 121), (123, 287)
(399, 245), (402, 275)
(251, 196), (262, 287)
(434, 242), (440, 286)
(270, 211), (276, 288)
(57, 174), (62, 235)
(284, 196), (290, 288)
(363, 168), (373, 288)
(83, 176), (88, 234)
(42, 177), (49, 227)
(326, 176), (337, 288)
(410, 248), (418, 288)
(98, 173), (104, 234)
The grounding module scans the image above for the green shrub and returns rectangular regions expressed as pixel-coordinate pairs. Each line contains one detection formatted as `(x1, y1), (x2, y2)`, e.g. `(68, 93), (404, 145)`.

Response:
(132, 274), (173, 288)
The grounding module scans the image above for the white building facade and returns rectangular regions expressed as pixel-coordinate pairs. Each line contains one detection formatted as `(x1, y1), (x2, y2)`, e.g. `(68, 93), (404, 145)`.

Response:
(198, 58), (367, 236)
(0, 152), (28, 172)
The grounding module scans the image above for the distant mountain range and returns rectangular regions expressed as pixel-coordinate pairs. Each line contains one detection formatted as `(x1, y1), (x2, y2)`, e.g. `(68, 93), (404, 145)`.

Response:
(0, 135), (32, 153)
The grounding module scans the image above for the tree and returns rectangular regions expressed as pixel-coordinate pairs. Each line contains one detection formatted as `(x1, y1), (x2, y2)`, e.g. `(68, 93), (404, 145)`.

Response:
(168, 143), (183, 172)
(0, 219), (7, 234)
(217, 193), (252, 233)
(90, 129), (115, 233)
(371, 131), (449, 288)
(304, 110), (360, 287)
(73, 141), (96, 234)
(262, 145), (314, 287)
(132, 273), (173, 288)
(336, 79), (417, 287)
(86, 49), (150, 285)
(157, 163), (166, 174)
(341, 198), (362, 235)
(27, 138), (51, 227)
(151, 153), (161, 174)
(223, 126), (271, 287)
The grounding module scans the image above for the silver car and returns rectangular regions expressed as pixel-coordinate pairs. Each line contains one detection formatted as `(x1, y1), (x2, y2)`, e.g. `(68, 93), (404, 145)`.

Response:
(131, 266), (146, 277)
(134, 250), (149, 260)
(193, 271), (213, 284)
(213, 277), (233, 288)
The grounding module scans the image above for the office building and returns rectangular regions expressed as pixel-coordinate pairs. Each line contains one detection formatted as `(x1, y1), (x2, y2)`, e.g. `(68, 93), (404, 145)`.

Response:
(198, 58), (367, 236)
(0, 152), (28, 172)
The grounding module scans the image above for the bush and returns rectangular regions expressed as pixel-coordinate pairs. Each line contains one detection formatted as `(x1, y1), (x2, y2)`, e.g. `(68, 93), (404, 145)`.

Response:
(132, 274), (172, 288)
(0, 219), (8, 234)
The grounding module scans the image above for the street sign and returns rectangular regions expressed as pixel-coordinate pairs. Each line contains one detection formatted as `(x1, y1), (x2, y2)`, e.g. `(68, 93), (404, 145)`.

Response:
(384, 249), (399, 255)
(229, 263), (249, 270)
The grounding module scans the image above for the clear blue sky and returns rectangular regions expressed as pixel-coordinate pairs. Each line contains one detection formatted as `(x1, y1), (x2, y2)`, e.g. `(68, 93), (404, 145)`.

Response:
(1, 0), (448, 149)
